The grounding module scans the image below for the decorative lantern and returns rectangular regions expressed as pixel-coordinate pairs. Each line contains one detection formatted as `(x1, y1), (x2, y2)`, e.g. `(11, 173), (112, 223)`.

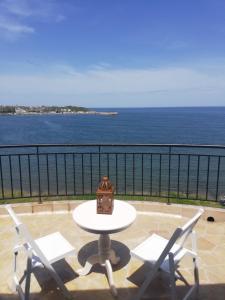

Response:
(96, 176), (114, 214)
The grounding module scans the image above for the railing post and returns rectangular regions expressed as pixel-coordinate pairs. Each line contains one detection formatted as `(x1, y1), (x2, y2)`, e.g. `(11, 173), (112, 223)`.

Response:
(215, 156), (221, 201)
(36, 146), (42, 204)
(167, 145), (172, 205)
(0, 156), (4, 199)
(98, 145), (101, 182)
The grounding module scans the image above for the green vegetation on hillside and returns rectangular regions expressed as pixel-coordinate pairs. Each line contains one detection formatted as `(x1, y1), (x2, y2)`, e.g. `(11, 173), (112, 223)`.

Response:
(0, 106), (16, 113)
(0, 105), (89, 114)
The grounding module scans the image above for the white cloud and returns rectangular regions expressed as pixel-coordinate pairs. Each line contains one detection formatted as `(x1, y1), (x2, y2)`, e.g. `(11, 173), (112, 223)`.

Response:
(0, 65), (225, 107)
(0, 18), (34, 34)
(55, 14), (66, 23)
(50, 64), (81, 76)
(0, 0), (65, 40)
(1, 0), (33, 17)
(89, 62), (112, 71)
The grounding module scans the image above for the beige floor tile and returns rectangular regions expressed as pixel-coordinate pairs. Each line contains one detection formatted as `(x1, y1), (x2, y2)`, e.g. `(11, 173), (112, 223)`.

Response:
(1, 202), (225, 300)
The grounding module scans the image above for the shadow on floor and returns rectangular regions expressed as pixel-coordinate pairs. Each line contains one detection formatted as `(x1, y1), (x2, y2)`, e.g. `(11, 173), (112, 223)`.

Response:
(127, 263), (225, 300)
(32, 259), (79, 291)
(77, 239), (131, 273)
(3, 254), (225, 300)
(1, 284), (225, 300)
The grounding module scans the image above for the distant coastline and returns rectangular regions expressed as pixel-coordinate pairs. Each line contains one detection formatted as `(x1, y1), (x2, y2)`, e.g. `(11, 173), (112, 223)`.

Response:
(0, 105), (118, 116)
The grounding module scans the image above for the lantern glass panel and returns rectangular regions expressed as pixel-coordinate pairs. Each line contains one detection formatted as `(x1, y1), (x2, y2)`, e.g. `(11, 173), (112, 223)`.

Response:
(96, 176), (114, 214)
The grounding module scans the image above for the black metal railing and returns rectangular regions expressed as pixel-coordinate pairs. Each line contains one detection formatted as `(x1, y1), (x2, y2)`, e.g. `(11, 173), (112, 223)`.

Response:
(0, 144), (225, 203)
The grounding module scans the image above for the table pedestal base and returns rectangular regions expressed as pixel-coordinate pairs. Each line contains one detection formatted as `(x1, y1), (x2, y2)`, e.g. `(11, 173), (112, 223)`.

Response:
(77, 234), (120, 296)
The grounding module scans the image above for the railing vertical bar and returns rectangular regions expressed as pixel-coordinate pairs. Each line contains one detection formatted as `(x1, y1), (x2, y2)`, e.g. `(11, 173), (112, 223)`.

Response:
(98, 146), (101, 181)
(28, 154), (32, 197)
(64, 154), (68, 196)
(36, 147), (42, 203)
(132, 153), (135, 195)
(9, 155), (14, 198)
(116, 154), (118, 194)
(124, 153), (127, 195)
(46, 154), (50, 196)
(196, 156), (200, 200)
(150, 154), (153, 196)
(141, 154), (144, 196)
(90, 153), (93, 194)
(18, 155), (23, 197)
(206, 155), (210, 201)
(177, 154), (180, 198)
(55, 153), (59, 196)
(159, 154), (162, 197)
(0, 156), (4, 199)
(215, 156), (221, 201)
(107, 153), (109, 177)
(168, 146), (172, 204)
(81, 154), (84, 194)
(73, 154), (76, 195)
(131, 153), (134, 195)
(186, 155), (190, 199)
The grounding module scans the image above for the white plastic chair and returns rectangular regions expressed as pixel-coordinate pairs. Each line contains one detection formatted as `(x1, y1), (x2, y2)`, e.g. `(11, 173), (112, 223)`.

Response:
(5, 204), (76, 300)
(130, 208), (204, 300)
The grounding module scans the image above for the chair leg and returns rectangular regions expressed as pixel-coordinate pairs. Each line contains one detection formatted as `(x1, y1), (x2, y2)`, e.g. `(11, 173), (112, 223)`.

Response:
(193, 257), (199, 297)
(169, 253), (177, 300)
(132, 267), (158, 300)
(13, 250), (31, 300)
(13, 251), (18, 293)
(183, 257), (199, 300)
(46, 264), (72, 299)
(176, 256), (199, 300)
(176, 269), (190, 287)
(13, 249), (25, 299)
(24, 257), (32, 300)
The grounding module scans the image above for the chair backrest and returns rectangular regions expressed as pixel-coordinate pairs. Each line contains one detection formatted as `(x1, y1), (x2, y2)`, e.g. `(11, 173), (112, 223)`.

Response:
(178, 208), (204, 247)
(152, 208), (204, 271)
(5, 204), (49, 265)
(5, 204), (22, 227)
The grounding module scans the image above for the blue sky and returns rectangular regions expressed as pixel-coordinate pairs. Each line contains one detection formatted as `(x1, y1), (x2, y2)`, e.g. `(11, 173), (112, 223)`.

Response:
(0, 0), (225, 107)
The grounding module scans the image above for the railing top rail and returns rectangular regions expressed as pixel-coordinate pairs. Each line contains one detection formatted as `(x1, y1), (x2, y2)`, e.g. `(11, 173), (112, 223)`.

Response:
(0, 143), (225, 149)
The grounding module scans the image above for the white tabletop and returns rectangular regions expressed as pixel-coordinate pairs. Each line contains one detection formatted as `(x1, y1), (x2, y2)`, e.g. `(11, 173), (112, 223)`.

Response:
(73, 200), (137, 234)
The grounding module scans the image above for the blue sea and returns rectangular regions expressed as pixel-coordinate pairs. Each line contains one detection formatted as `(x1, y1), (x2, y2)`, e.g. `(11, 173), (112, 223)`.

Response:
(0, 107), (225, 145)
(1, 107), (225, 200)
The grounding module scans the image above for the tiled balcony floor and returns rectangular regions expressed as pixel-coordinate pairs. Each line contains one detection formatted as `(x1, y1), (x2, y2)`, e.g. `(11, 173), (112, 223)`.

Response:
(1, 202), (225, 300)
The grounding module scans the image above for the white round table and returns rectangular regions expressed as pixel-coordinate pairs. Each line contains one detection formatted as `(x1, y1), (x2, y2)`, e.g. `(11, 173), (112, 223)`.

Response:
(73, 199), (136, 296)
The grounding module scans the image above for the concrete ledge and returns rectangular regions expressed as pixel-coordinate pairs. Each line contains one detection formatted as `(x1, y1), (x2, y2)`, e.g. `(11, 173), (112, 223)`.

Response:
(32, 203), (53, 214)
(0, 200), (225, 222)
(12, 203), (33, 214)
